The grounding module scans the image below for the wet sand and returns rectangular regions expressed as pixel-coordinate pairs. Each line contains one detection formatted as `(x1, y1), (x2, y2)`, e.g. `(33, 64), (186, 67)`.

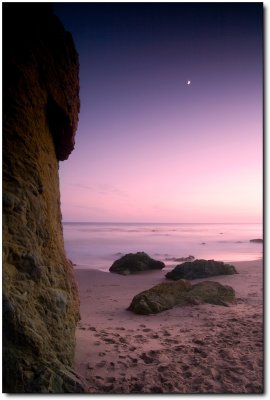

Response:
(74, 259), (263, 393)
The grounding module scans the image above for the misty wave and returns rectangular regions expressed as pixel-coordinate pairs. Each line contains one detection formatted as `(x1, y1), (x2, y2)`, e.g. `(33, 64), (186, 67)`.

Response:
(63, 222), (263, 271)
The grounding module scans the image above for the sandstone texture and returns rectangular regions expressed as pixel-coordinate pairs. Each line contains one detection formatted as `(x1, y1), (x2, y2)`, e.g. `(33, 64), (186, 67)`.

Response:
(3, 4), (84, 393)
(166, 259), (238, 280)
(128, 280), (235, 315)
(109, 252), (165, 275)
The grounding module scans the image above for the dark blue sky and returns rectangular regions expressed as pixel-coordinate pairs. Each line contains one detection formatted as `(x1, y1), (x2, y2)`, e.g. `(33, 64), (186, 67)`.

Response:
(54, 3), (263, 223)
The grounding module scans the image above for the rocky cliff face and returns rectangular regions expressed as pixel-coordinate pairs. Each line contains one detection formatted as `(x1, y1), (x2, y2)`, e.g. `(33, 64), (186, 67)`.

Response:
(3, 4), (85, 392)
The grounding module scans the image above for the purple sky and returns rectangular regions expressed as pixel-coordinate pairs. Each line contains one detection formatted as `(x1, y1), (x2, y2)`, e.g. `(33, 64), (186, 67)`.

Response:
(54, 3), (263, 223)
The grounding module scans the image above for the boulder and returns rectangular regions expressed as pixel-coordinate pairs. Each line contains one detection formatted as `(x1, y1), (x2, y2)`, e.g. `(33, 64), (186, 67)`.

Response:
(127, 280), (192, 314)
(109, 252), (165, 275)
(165, 259), (237, 280)
(128, 280), (235, 315)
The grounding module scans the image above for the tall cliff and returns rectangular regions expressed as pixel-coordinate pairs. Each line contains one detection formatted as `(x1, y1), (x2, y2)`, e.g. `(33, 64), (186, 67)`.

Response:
(3, 4), (85, 392)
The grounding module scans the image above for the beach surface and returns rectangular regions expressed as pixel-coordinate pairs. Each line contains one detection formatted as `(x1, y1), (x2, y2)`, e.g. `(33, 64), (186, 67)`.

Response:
(74, 259), (263, 393)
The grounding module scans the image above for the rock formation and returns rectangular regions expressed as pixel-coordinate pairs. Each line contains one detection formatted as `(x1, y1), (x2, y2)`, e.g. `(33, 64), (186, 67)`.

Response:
(128, 280), (235, 315)
(109, 252), (165, 275)
(3, 4), (85, 392)
(165, 259), (238, 280)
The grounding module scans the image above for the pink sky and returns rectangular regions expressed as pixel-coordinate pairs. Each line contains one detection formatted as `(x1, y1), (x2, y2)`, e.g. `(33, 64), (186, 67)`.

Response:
(59, 95), (262, 223)
(57, 4), (262, 223)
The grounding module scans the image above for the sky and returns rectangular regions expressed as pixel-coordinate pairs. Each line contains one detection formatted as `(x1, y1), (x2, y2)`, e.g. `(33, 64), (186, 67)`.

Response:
(54, 3), (263, 223)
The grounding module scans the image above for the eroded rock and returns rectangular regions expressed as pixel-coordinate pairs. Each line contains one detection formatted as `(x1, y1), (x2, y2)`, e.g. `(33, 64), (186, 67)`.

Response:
(3, 4), (84, 393)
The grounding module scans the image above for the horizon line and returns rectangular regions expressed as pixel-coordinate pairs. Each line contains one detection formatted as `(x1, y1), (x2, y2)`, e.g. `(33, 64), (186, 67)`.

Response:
(62, 221), (262, 225)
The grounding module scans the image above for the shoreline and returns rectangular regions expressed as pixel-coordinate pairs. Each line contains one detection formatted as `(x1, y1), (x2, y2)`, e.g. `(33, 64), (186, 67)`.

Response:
(74, 258), (263, 393)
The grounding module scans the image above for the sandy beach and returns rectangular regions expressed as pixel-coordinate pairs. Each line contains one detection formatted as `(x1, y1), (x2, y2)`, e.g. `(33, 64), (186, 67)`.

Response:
(74, 259), (263, 393)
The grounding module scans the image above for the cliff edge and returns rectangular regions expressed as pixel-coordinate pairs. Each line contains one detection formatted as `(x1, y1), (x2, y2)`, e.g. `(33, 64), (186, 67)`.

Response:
(3, 4), (85, 392)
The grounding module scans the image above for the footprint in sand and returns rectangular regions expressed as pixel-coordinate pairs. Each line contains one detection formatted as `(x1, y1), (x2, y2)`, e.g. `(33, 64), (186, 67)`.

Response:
(164, 338), (178, 344)
(88, 326), (97, 331)
(157, 365), (167, 373)
(163, 330), (171, 337)
(193, 347), (207, 358)
(192, 338), (204, 345)
(139, 351), (158, 364)
(134, 334), (147, 344)
(95, 360), (107, 368)
(106, 377), (116, 383)
(103, 338), (116, 344)
(118, 337), (127, 344)
(183, 370), (192, 378)
(117, 361), (128, 368)
(94, 375), (104, 381)
(174, 345), (186, 352)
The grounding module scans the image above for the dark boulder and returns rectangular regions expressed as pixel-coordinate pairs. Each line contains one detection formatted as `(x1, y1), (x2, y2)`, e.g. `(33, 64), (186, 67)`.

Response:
(109, 252), (165, 275)
(165, 259), (237, 280)
(128, 280), (235, 315)
(250, 238), (263, 243)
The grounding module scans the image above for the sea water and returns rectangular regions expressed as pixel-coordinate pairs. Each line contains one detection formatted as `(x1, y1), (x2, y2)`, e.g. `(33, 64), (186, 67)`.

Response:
(63, 222), (263, 271)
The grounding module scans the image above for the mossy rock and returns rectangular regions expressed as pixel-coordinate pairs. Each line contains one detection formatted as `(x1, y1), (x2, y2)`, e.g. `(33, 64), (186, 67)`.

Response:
(128, 280), (235, 314)
(186, 281), (236, 306)
(127, 280), (191, 314)
(166, 259), (238, 280)
(109, 252), (165, 275)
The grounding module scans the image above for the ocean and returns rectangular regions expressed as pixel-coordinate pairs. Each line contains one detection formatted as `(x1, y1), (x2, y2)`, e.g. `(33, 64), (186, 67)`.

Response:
(63, 222), (263, 272)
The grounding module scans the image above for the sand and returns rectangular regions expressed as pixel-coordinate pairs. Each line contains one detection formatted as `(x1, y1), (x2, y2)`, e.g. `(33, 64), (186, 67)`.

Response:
(74, 259), (263, 393)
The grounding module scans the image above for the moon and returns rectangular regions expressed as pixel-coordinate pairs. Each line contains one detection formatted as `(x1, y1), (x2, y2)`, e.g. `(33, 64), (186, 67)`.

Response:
(187, 80), (191, 85)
